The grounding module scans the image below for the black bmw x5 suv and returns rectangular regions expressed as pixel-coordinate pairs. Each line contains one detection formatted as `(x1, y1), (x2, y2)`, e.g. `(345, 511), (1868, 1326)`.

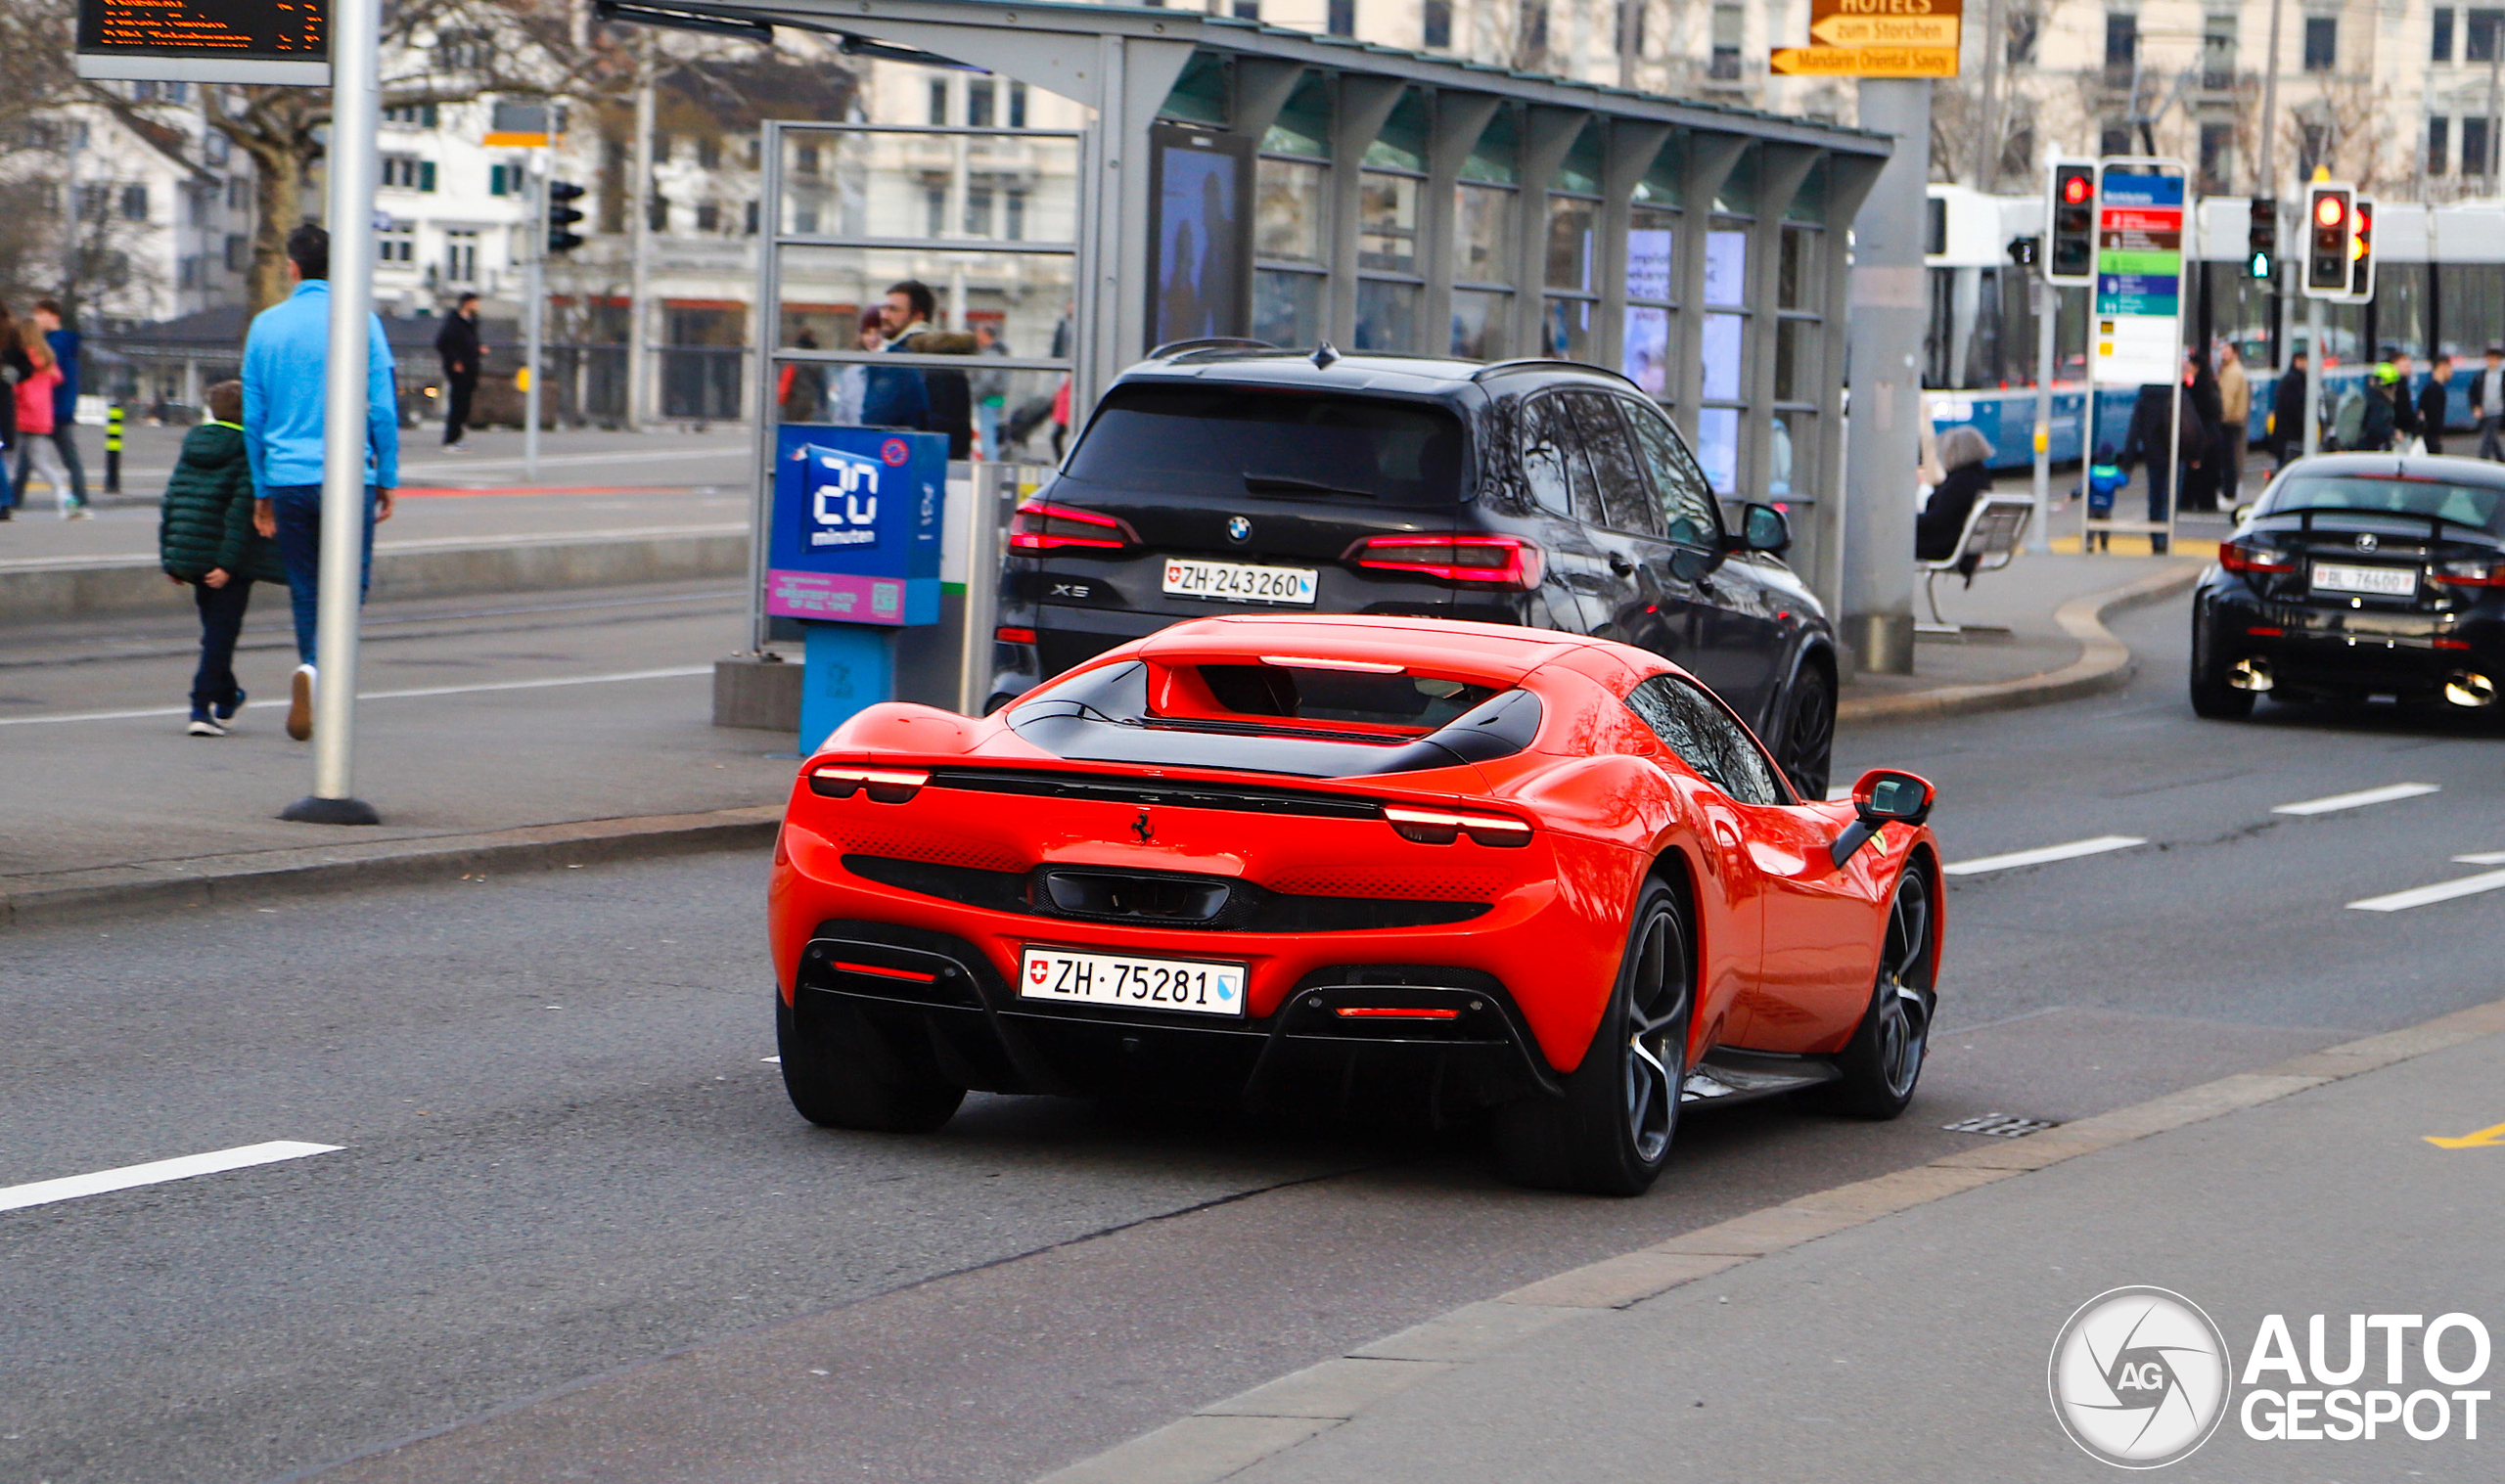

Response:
(991, 346), (1842, 795)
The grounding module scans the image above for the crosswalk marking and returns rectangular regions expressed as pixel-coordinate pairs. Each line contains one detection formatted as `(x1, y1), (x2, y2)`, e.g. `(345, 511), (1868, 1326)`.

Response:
(2347, 868), (2505, 913)
(1942, 835), (2149, 877)
(2272, 783), (2440, 817)
(0, 1141), (341, 1215)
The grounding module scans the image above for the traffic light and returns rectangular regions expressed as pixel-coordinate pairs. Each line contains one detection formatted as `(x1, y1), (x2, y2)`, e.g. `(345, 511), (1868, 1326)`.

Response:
(2246, 196), (2276, 280)
(546, 180), (586, 255)
(2346, 197), (2376, 300)
(2007, 235), (2040, 268)
(2044, 159), (2096, 286)
(2303, 182), (2353, 297)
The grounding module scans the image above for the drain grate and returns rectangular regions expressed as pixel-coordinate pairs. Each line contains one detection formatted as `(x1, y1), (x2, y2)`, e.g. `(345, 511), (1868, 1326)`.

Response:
(1943, 1112), (2061, 1139)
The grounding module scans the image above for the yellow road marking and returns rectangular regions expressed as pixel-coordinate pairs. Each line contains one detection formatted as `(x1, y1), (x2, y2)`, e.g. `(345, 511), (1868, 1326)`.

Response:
(2423, 1121), (2505, 1149)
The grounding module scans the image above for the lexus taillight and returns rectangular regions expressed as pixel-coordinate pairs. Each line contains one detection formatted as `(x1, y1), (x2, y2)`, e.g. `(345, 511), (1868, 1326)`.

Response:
(1010, 501), (1134, 553)
(2431, 558), (2505, 588)
(1384, 805), (1533, 847)
(809, 766), (929, 802)
(2218, 539), (2297, 574)
(1346, 534), (1544, 590)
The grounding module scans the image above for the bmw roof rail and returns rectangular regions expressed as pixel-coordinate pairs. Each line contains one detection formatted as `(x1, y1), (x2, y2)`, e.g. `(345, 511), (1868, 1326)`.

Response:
(1147, 337), (1278, 359)
(1471, 358), (1642, 389)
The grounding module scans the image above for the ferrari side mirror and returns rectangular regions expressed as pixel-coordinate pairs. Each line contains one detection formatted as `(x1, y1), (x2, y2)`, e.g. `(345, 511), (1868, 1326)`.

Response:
(1828, 768), (1936, 868)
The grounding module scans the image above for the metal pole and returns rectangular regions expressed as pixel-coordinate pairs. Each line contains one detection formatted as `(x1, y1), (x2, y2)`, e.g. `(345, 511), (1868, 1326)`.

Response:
(2302, 295), (2325, 456)
(2256, 0), (2283, 203)
(1977, 0), (2003, 193)
(284, 0), (382, 825)
(1840, 77), (1931, 675)
(628, 44), (656, 432)
(2030, 277), (2054, 553)
(2487, 37), (2502, 195)
(745, 119), (787, 656)
(524, 156), (545, 483)
(955, 462), (1013, 715)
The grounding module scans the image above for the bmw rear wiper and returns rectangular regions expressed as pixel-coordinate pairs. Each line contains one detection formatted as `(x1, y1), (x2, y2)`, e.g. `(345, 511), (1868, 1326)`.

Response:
(1243, 471), (1377, 499)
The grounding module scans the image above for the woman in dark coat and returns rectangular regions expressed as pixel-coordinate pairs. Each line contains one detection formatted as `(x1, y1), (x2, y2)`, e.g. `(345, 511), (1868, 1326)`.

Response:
(2182, 357), (2226, 513)
(1917, 426), (1996, 562)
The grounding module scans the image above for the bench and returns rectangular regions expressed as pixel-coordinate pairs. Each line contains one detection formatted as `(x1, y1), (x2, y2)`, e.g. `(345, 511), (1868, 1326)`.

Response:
(1917, 494), (2032, 635)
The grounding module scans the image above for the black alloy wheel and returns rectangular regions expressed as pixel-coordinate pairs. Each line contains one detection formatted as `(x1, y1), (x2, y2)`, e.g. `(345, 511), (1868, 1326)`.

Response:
(1810, 869), (1936, 1119)
(1778, 665), (1836, 799)
(2188, 605), (2255, 720)
(1495, 878), (1694, 1196)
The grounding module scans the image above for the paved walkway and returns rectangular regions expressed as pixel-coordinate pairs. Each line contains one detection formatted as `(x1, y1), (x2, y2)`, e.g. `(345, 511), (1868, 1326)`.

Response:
(1044, 999), (2505, 1483)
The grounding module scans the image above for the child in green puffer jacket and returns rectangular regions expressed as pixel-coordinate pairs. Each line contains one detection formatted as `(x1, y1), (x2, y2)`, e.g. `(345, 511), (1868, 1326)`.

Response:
(159, 381), (285, 736)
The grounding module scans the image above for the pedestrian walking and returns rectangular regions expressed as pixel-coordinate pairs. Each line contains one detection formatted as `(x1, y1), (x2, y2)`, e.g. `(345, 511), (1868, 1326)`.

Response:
(2215, 341), (2250, 509)
(2419, 354), (2454, 458)
(13, 298), (90, 515)
(2355, 363), (2402, 452)
(777, 327), (828, 423)
(159, 381), (287, 737)
(2271, 350), (2309, 467)
(434, 292), (482, 448)
(884, 280), (977, 459)
(2119, 371), (2204, 554)
(243, 224), (399, 742)
(860, 281), (932, 431)
(11, 324), (83, 517)
(2475, 346), (2505, 462)
(2183, 353), (2225, 513)
(0, 298), (30, 521)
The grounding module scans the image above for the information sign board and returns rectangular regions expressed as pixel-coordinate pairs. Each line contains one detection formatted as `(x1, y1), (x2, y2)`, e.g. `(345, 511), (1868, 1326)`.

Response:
(74, 0), (329, 84)
(767, 426), (945, 628)
(2090, 164), (2187, 388)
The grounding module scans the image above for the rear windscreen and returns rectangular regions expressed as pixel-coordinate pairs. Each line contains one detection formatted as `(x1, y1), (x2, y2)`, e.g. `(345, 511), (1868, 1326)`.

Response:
(1064, 385), (1468, 505)
(2263, 475), (2505, 534)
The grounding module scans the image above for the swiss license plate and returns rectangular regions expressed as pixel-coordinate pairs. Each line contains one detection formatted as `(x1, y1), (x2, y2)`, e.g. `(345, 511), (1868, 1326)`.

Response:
(1161, 558), (1318, 606)
(1018, 947), (1248, 1017)
(2310, 562), (2417, 598)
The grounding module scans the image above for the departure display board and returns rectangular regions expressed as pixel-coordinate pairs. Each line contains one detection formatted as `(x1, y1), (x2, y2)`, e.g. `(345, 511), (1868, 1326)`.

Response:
(75, 0), (330, 84)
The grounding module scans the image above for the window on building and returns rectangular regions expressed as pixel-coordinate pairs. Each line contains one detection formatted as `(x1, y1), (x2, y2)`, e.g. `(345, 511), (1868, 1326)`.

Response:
(489, 163), (511, 197)
(2435, 8), (2457, 61)
(796, 143), (820, 176)
(1009, 81), (1028, 128)
(1234, 0), (1261, 17)
(2302, 16), (2336, 70)
(926, 186), (946, 237)
(382, 104), (439, 127)
(747, 138), (761, 168)
(653, 132), (671, 163)
(1006, 189), (1027, 241)
(377, 220), (415, 263)
(2100, 120), (2133, 157)
(119, 184), (148, 220)
(436, 28), (489, 69)
(696, 202), (718, 231)
(445, 229), (478, 283)
(179, 255), (198, 290)
(1710, 3), (1744, 78)
(382, 156), (434, 190)
(225, 234), (245, 272)
(965, 186), (994, 237)
(697, 137), (720, 168)
(929, 79), (948, 126)
(2104, 12), (2138, 72)
(1327, 0), (1355, 36)
(76, 183), (108, 221)
(2431, 116), (2453, 175)
(2202, 14), (2236, 88)
(2197, 121), (2233, 193)
(1423, 0), (1449, 48)
(2006, 3), (2039, 64)
(968, 78), (995, 128)
(1617, 0), (1645, 54)
(2472, 10), (2503, 63)
(132, 79), (159, 102)
(648, 194), (668, 233)
(745, 200), (759, 234)
(2467, 117), (2494, 177)
(795, 204), (820, 234)
(227, 177), (247, 211)
(205, 132), (229, 165)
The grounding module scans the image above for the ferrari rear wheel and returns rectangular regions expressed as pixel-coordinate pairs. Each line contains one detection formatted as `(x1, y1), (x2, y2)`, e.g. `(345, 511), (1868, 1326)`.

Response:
(1494, 879), (1693, 1196)
(1812, 869), (1936, 1120)
(776, 989), (966, 1133)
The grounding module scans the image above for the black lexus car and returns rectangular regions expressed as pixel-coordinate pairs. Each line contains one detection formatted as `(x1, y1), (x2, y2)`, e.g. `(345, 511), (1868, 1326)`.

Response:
(2191, 452), (2505, 718)
(990, 346), (1843, 794)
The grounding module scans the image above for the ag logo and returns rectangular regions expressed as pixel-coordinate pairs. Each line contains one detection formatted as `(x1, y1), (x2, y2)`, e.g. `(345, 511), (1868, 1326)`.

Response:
(2050, 1286), (2232, 1468)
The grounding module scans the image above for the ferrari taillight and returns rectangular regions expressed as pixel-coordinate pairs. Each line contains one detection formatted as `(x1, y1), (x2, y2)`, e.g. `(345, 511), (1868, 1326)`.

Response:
(1346, 534), (1544, 590)
(1010, 501), (1134, 553)
(2217, 539), (2296, 575)
(2431, 558), (2505, 588)
(809, 766), (929, 802)
(1383, 805), (1533, 847)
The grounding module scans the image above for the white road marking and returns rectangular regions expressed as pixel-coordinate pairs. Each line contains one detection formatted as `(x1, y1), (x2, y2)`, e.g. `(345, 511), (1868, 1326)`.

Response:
(761, 1057), (781, 1064)
(0, 666), (711, 728)
(1942, 835), (2149, 877)
(2348, 869), (2505, 913)
(0, 1141), (340, 1214)
(2271, 783), (2441, 816)
(2453, 851), (2505, 866)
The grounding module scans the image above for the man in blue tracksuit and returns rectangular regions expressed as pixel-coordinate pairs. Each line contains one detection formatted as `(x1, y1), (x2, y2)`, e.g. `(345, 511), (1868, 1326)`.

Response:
(243, 223), (399, 742)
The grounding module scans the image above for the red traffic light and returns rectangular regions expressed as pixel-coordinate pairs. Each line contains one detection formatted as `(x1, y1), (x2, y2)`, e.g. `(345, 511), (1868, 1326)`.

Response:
(2061, 174), (2091, 204)
(2314, 195), (2346, 228)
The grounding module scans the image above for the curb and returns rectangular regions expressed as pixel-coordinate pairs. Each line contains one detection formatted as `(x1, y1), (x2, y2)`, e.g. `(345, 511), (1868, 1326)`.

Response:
(0, 805), (779, 932)
(1836, 561), (2206, 725)
(1032, 994), (2505, 1484)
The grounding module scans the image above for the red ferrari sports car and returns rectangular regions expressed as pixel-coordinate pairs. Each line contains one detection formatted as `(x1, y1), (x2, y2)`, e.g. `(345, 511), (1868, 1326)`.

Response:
(768, 614), (1941, 1195)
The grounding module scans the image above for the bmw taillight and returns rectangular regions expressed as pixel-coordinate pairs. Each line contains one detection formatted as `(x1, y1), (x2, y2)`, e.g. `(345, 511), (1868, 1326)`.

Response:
(809, 766), (929, 802)
(2217, 539), (2296, 575)
(1346, 534), (1544, 590)
(2431, 558), (2505, 588)
(1010, 501), (1134, 553)
(1384, 805), (1533, 847)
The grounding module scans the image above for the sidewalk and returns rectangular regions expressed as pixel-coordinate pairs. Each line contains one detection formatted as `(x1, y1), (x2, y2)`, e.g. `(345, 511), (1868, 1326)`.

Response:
(1044, 999), (2505, 1484)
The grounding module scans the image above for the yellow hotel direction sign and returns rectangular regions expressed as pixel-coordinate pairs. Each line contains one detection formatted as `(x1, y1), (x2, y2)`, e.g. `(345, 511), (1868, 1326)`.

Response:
(1769, 44), (1960, 76)
(1809, 13), (1960, 45)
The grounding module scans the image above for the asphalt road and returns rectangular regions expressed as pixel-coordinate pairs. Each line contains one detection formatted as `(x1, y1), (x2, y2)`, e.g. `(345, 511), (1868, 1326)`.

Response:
(3, 597), (2499, 1484)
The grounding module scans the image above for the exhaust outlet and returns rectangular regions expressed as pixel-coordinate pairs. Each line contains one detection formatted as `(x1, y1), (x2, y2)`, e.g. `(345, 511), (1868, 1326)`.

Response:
(2228, 656), (2274, 693)
(2443, 671), (2497, 708)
